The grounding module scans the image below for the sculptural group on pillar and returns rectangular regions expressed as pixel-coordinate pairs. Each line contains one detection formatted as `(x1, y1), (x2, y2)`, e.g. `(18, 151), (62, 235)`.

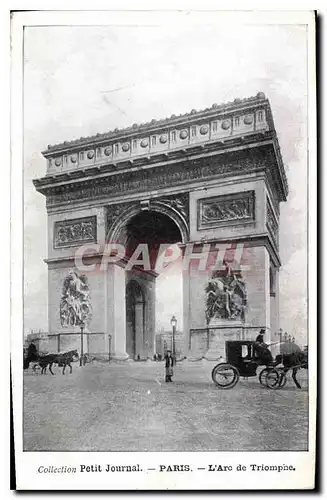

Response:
(205, 263), (247, 323)
(60, 269), (93, 327)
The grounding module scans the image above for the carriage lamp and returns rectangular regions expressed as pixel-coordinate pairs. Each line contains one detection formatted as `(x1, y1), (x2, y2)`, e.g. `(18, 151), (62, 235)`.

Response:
(170, 316), (177, 357)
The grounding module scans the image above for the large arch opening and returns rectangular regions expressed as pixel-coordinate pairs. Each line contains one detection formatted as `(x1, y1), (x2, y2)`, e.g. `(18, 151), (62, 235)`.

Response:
(120, 209), (184, 360)
(124, 210), (182, 268)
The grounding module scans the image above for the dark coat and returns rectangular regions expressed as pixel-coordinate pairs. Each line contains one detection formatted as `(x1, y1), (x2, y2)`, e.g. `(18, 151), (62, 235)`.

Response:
(253, 342), (273, 365)
(164, 354), (174, 368)
(27, 342), (38, 361)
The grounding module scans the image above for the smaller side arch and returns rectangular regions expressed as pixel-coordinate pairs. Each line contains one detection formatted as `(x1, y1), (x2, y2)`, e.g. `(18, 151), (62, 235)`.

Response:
(126, 279), (145, 305)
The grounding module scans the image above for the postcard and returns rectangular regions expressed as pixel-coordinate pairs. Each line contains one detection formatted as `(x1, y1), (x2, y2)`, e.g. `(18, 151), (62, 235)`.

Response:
(10, 7), (316, 490)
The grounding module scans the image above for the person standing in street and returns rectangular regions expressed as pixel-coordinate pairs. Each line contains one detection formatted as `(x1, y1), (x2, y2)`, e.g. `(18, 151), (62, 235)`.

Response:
(164, 350), (175, 382)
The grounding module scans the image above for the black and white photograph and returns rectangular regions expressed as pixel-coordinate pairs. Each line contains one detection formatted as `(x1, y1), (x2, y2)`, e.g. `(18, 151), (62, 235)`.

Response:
(10, 7), (316, 490)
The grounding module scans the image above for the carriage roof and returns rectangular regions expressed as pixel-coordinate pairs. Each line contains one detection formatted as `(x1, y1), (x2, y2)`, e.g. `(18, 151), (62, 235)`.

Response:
(225, 340), (255, 347)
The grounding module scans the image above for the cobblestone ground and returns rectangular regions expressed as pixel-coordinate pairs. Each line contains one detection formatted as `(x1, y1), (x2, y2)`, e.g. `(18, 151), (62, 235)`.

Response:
(23, 360), (308, 452)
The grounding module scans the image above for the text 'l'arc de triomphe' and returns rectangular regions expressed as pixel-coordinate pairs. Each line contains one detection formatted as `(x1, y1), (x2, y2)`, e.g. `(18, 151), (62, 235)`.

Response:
(33, 93), (288, 361)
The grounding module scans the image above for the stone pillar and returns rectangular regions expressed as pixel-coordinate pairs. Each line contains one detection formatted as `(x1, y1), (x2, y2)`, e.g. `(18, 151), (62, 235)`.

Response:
(141, 277), (155, 359)
(269, 267), (280, 344)
(107, 263), (128, 361)
(182, 269), (191, 357)
(135, 303), (144, 359)
(263, 249), (271, 345)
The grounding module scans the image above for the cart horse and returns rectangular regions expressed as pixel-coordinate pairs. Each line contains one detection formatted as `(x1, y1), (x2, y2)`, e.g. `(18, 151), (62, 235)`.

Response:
(274, 350), (308, 389)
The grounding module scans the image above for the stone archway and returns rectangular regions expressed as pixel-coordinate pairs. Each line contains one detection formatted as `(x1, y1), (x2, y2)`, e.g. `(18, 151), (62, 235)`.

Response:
(35, 94), (288, 361)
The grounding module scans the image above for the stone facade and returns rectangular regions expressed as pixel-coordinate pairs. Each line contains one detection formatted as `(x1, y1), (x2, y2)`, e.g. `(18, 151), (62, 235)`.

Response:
(34, 93), (288, 360)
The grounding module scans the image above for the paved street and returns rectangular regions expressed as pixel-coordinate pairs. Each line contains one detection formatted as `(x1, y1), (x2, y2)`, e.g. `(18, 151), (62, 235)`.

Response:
(24, 360), (308, 452)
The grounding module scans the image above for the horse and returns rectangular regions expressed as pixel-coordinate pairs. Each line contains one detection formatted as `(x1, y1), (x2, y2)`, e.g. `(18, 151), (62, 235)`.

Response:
(54, 349), (79, 374)
(275, 351), (308, 389)
(36, 353), (58, 375)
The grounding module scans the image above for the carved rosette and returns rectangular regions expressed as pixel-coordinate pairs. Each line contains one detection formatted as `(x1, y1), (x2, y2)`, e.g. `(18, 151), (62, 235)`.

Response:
(60, 269), (92, 328)
(198, 191), (255, 230)
(205, 269), (247, 323)
(244, 115), (254, 125)
(104, 146), (112, 156)
(54, 216), (97, 248)
(221, 119), (231, 130)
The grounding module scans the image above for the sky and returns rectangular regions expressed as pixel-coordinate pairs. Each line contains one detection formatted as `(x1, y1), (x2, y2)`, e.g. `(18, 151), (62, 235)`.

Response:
(24, 22), (308, 344)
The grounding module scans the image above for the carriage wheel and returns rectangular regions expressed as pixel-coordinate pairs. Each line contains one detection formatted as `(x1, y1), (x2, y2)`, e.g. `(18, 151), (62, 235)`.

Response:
(264, 369), (282, 389)
(259, 368), (281, 388)
(259, 368), (271, 386)
(211, 363), (239, 389)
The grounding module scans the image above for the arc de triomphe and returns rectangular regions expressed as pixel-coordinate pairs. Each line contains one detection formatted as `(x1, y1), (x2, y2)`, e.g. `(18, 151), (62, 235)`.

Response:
(33, 93), (288, 360)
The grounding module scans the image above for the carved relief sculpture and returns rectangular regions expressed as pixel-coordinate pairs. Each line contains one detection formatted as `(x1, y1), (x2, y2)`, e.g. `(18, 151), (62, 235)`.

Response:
(205, 267), (247, 323)
(198, 191), (255, 230)
(46, 151), (265, 208)
(266, 198), (279, 246)
(60, 270), (92, 327)
(158, 193), (189, 221)
(106, 202), (134, 235)
(54, 216), (97, 248)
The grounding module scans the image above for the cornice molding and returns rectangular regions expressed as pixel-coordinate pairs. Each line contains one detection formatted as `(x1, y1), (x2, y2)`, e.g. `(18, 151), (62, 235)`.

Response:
(43, 93), (268, 155)
(36, 133), (274, 189)
(34, 94), (288, 205)
(40, 148), (268, 209)
(35, 135), (280, 189)
(179, 233), (282, 268)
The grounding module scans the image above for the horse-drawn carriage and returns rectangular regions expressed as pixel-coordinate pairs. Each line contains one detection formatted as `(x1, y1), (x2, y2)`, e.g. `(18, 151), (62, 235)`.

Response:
(24, 347), (79, 375)
(211, 340), (307, 389)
